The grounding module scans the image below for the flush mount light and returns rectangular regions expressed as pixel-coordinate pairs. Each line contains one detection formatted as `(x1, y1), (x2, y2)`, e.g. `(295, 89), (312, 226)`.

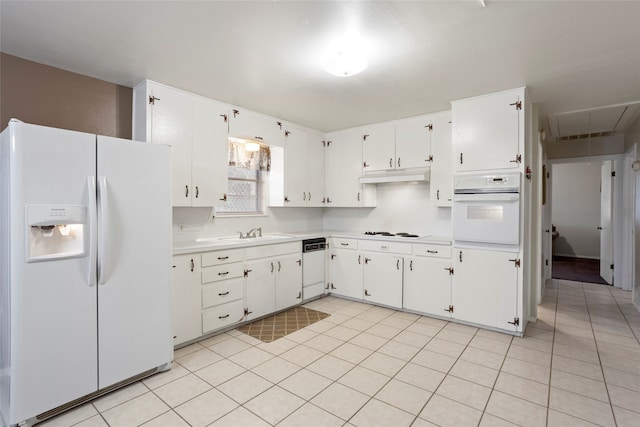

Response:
(324, 51), (368, 77)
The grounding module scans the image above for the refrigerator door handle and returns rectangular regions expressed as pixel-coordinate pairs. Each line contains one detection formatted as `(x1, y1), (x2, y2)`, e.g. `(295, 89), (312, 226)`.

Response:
(98, 176), (109, 285)
(87, 176), (98, 287)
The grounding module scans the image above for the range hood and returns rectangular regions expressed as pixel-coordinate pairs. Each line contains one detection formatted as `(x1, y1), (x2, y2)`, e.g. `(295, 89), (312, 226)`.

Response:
(359, 169), (430, 184)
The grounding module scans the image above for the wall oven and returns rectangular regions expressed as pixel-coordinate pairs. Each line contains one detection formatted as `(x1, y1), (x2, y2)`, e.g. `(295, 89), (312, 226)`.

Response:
(453, 173), (521, 245)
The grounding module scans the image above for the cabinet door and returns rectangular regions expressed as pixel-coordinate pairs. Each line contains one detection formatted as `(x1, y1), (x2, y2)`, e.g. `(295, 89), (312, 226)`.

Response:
(362, 124), (395, 172)
(430, 112), (453, 207)
(245, 259), (276, 321)
(275, 253), (303, 310)
(363, 253), (403, 308)
(149, 84), (194, 206)
(329, 249), (363, 299)
(453, 90), (522, 172)
(171, 255), (202, 346)
(395, 117), (431, 170)
(284, 129), (308, 206)
(228, 108), (284, 147)
(453, 248), (520, 331)
(306, 131), (326, 207)
(325, 130), (364, 207)
(193, 98), (229, 207)
(403, 257), (452, 316)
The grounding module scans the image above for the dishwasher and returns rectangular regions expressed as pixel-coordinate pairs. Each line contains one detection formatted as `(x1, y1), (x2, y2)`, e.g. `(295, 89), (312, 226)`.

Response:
(302, 238), (326, 301)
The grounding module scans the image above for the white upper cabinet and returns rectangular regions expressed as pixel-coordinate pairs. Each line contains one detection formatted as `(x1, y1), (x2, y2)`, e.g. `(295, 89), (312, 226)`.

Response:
(429, 111), (453, 206)
(362, 124), (396, 172)
(132, 80), (228, 207)
(362, 118), (433, 173)
(452, 88), (525, 172)
(280, 127), (325, 207)
(325, 129), (376, 207)
(228, 108), (285, 147)
(395, 116), (432, 170)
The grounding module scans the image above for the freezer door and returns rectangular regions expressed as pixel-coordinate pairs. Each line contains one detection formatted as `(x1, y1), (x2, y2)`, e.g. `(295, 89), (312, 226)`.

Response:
(96, 136), (172, 388)
(6, 121), (98, 423)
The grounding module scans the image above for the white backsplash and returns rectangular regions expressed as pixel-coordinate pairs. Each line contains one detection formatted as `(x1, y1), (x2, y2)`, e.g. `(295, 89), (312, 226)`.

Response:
(173, 182), (451, 241)
(172, 206), (324, 242)
(322, 182), (451, 237)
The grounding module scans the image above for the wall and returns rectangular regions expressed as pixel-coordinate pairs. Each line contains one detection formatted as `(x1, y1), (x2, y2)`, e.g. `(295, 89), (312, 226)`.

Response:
(551, 162), (602, 258)
(322, 182), (451, 237)
(0, 53), (132, 138)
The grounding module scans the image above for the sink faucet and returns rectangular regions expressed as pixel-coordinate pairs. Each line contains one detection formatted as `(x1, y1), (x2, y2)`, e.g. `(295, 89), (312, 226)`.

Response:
(238, 227), (262, 239)
(247, 227), (262, 238)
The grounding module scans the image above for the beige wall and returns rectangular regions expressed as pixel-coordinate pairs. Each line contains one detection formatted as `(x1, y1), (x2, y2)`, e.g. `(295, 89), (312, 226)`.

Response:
(0, 53), (132, 138)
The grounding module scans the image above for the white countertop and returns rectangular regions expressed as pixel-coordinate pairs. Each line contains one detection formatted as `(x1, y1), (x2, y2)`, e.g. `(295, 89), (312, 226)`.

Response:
(173, 230), (451, 255)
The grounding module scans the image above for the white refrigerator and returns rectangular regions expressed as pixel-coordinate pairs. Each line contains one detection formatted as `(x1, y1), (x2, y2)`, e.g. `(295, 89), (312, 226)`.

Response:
(0, 120), (173, 426)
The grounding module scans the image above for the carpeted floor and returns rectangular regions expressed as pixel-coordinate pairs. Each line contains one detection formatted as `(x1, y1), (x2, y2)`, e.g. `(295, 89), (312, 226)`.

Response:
(552, 255), (610, 285)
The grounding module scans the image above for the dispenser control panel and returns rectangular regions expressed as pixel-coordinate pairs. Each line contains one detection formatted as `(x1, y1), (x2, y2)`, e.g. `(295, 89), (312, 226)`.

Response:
(26, 205), (87, 262)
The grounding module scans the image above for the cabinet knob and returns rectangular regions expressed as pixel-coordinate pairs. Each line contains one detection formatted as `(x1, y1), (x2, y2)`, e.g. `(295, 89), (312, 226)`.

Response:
(185, 185), (189, 198)
(195, 186), (199, 198)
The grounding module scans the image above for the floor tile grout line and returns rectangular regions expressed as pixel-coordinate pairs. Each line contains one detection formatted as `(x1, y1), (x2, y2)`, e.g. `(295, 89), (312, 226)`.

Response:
(545, 277), (560, 427)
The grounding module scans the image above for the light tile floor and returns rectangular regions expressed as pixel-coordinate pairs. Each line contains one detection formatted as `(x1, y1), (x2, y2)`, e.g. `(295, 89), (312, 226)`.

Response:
(40, 279), (640, 426)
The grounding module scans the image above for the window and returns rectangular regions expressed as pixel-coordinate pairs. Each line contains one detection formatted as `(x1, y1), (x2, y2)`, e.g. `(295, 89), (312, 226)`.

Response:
(216, 139), (270, 215)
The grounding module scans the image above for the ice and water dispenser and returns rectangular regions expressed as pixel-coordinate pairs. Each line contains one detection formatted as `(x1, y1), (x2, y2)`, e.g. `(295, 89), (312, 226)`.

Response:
(26, 205), (86, 262)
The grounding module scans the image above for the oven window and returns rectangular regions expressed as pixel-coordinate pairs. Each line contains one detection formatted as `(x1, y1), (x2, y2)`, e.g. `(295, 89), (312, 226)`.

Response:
(467, 206), (504, 221)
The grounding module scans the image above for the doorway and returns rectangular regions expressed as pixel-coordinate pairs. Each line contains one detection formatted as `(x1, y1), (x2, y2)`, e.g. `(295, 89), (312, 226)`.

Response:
(549, 161), (614, 285)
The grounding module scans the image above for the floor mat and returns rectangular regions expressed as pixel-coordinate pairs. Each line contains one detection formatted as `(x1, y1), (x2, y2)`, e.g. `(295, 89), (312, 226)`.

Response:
(552, 256), (610, 285)
(237, 306), (330, 343)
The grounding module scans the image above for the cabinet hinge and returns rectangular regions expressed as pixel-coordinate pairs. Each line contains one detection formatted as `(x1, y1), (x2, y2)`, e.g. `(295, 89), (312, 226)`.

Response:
(445, 267), (454, 275)
(427, 154), (434, 162)
(322, 140), (332, 147)
(232, 109), (239, 118)
(220, 114), (227, 123)
(277, 121), (282, 130)
(363, 161), (370, 168)
(611, 171), (616, 177)
(148, 95), (160, 105)
(509, 258), (521, 267)
(285, 130), (291, 137)
(509, 154), (522, 164)
(510, 100), (522, 110)
(425, 124), (433, 131)
(444, 305), (454, 313)
(363, 134), (369, 141)
(244, 269), (252, 277)
(508, 317), (520, 326)
(610, 263), (614, 270)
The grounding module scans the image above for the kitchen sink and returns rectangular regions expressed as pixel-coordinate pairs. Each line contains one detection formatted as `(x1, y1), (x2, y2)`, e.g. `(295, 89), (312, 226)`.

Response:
(196, 234), (294, 243)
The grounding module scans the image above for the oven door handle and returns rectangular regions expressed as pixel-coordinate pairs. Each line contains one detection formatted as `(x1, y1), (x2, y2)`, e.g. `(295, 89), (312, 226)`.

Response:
(453, 194), (519, 202)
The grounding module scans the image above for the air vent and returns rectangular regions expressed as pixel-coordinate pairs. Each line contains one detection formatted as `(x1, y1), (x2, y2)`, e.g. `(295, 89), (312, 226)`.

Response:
(556, 130), (617, 141)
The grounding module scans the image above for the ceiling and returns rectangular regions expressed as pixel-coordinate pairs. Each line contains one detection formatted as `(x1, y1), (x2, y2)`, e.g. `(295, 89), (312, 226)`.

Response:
(1, 1), (639, 134)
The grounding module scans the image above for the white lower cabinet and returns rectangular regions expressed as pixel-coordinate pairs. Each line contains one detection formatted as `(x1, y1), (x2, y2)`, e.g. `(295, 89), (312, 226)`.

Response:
(244, 258), (276, 321)
(453, 247), (522, 332)
(363, 253), (403, 308)
(171, 255), (202, 346)
(329, 248), (363, 300)
(201, 250), (245, 334)
(403, 256), (452, 317)
(245, 242), (302, 321)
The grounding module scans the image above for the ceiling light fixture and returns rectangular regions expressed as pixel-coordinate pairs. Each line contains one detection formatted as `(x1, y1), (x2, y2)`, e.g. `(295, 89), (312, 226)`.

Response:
(324, 50), (368, 77)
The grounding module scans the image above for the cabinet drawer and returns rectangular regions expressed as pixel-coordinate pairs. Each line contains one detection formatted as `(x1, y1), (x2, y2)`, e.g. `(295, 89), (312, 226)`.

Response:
(201, 262), (244, 284)
(331, 238), (358, 250)
(202, 278), (243, 309)
(359, 240), (412, 255)
(413, 244), (452, 258)
(202, 300), (245, 334)
(202, 248), (243, 267)
(245, 241), (300, 259)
